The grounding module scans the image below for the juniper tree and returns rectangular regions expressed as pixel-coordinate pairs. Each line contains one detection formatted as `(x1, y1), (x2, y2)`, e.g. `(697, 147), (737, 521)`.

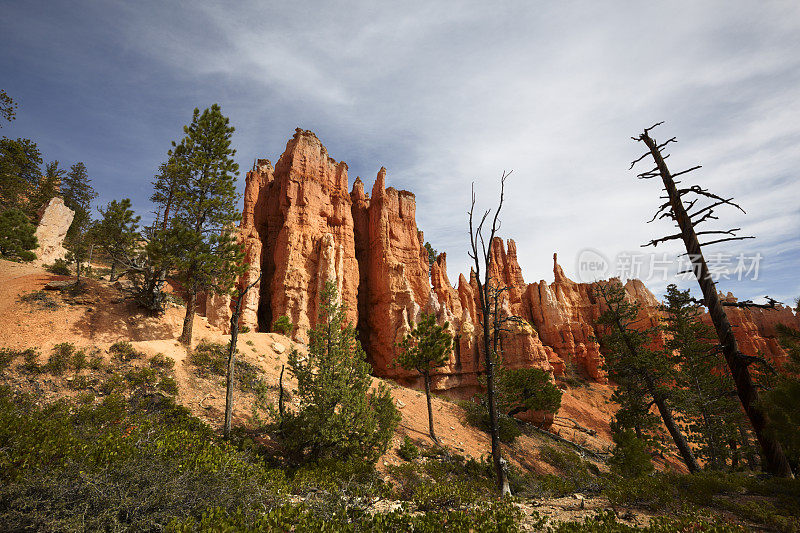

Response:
(280, 281), (400, 463)
(596, 280), (700, 473)
(95, 199), (141, 281)
(661, 284), (741, 470)
(169, 105), (243, 346)
(396, 312), (453, 442)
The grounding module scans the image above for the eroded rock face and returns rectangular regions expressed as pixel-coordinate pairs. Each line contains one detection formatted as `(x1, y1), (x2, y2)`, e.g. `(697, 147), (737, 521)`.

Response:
(33, 197), (74, 266)
(206, 129), (799, 400)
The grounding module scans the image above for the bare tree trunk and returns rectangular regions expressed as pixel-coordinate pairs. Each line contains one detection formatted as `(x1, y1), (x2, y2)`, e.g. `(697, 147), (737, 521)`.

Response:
(653, 395), (700, 473)
(224, 297), (243, 438)
(423, 371), (437, 443)
(640, 133), (793, 478)
(468, 172), (512, 495)
(224, 271), (262, 438)
(180, 288), (197, 346)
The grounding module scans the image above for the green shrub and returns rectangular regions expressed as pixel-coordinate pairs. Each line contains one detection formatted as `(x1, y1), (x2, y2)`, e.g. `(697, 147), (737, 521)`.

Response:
(71, 349), (87, 370)
(398, 435), (420, 461)
(159, 376), (179, 396)
(239, 325), (251, 333)
(188, 341), (265, 393)
(46, 258), (71, 276)
(109, 341), (144, 361)
(462, 398), (522, 443)
(47, 342), (75, 374)
(125, 367), (159, 390)
(609, 430), (653, 478)
(20, 348), (41, 373)
(68, 374), (93, 390)
(149, 352), (175, 370)
(0, 208), (37, 261)
(18, 290), (59, 309)
(0, 387), (288, 531)
(514, 445), (601, 497)
(0, 348), (22, 369)
(89, 352), (104, 370)
(100, 372), (126, 395)
(273, 315), (294, 336)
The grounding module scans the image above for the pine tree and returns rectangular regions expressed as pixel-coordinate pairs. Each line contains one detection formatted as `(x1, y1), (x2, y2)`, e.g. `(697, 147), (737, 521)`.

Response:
(596, 280), (700, 473)
(0, 137), (42, 212)
(62, 162), (97, 241)
(396, 313), (453, 442)
(281, 281), (400, 463)
(0, 89), (17, 126)
(28, 161), (64, 216)
(762, 323), (800, 469)
(168, 105), (243, 346)
(0, 209), (37, 261)
(661, 284), (741, 470)
(95, 199), (141, 281)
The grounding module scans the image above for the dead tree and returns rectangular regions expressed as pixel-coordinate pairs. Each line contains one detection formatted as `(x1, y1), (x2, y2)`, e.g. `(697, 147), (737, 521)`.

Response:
(631, 123), (793, 477)
(224, 270), (263, 439)
(468, 171), (512, 496)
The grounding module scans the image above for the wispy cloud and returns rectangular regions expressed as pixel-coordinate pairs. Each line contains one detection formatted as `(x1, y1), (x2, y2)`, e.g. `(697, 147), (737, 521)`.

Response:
(1, 0), (798, 304)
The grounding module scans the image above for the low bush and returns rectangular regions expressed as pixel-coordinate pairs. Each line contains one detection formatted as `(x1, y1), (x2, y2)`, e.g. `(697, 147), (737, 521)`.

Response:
(46, 258), (71, 276)
(273, 315), (294, 336)
(398, 435), (420, 461)
(18, 290), (59, 310)
(461, 398), (522, 443)
(149, 352), (175, 370)
(109, 341), (144, 361)
(609, 430), (654, 478)
(158, 376), (179, 396)
(47, 342), (76, 374)
(188, 341), (267, 394)
(0, 386), (288, 531)
(0, 348), (25, 370)
(20, 348), (41, 373)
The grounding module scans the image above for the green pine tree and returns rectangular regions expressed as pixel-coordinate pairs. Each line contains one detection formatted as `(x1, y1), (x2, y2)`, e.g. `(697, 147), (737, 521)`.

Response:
(0, 137), (42, 212)
(62, 162), (97, 242)
(762, 323), (800, 470)
(0, 89), (17, 126)
(396, 312), (453, 442)
(0, 208), (37, 261)
(28, 161), (65, 216)
(661, 284), (742, 470)
(281, 281), (400, 464)
(168, 105), (244, 346)
(95, 198), (141, 281)
(596, 280), (700, 473)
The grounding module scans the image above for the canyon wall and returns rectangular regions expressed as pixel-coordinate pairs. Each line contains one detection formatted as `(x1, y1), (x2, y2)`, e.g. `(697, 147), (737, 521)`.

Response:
(207, 129), (799, 395)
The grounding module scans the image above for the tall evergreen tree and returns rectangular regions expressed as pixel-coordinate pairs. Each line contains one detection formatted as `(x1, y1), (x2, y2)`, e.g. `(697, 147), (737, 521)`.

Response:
(0, 137), (42, 212)
(396, 313), (453, 442)
(62, 162), (96, 285)
(62, 162), (97, 241)
(661, 284), (742, 470)
(169, 105), (243, 346)
(596, 280), (700, 473)
(95, 198), (141, 281)
(28, 160), (64, 217)
(0, 208), (37, 261)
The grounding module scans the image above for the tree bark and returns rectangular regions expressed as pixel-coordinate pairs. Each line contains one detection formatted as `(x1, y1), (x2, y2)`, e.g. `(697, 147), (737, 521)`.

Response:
(180, 288), (197, 346)
(641, 133), (793, 478)
(423, 371), (437, 443)
(652, 394), (700, 473)
(224, 294), (244, 439)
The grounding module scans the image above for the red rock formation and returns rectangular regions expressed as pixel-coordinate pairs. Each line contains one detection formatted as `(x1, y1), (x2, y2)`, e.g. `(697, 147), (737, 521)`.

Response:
(206, 128), (799, 404)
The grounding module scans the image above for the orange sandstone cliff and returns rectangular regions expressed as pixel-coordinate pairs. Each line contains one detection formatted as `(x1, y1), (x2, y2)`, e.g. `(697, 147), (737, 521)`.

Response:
(206, 129), (799, 397)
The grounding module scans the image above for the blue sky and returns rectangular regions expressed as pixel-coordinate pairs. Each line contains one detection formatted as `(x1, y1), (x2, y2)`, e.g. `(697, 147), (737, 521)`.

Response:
(2, 1), (799, 305)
